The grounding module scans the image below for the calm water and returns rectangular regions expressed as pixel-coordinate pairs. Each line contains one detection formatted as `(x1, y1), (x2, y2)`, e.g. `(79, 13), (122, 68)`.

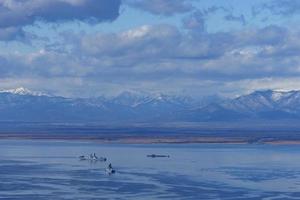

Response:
(0, 140), (300, 199)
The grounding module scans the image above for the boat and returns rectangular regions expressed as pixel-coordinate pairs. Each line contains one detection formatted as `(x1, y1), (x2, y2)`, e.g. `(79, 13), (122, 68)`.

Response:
(106, 168), (116, 174)
(106, 163), (115, 174)
(94, 157), (107, 162)
(79, 155), (87, 160)
(147, 154), (170, 158)
(79, 153), (107, 162)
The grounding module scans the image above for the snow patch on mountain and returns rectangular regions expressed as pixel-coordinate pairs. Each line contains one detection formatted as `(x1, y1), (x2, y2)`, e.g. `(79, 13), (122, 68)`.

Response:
(0, 87), (49, 96)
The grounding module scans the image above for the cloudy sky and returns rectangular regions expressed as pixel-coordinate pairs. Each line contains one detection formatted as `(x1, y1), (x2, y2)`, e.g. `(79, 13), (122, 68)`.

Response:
(1, 0), (300, 97)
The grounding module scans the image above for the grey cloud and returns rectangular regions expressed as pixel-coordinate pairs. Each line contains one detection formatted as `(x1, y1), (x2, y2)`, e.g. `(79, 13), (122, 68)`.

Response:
(182, 7), (247, 32)
(0, 27), (24, 41)
(0, 54), (29, 77)
(74, 25), (300, 80)
(182, 11), (206, 32)
(124, 0), (193, 16)
(199, 6), (229, 16)
(0, 0), (121, 28)
(224, 14), (246, 26)
(0, 26), (38, 42)
(15, 25), (297, 77)
(235, 25), (287, 47)
(253, 0), (300, 17)
(79, 25), (181, 58)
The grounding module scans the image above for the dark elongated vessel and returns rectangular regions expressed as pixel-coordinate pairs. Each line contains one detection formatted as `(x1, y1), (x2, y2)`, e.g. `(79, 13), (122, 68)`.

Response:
(147, 154), (170, 158)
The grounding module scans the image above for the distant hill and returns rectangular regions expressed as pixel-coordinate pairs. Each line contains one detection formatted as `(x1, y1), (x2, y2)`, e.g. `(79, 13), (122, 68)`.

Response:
(1, 88), (300, 122)
(186, 90), (300, 121)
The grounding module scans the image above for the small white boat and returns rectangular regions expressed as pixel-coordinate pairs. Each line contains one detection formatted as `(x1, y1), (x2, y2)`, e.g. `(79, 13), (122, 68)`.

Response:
(79, 153), (107, 162)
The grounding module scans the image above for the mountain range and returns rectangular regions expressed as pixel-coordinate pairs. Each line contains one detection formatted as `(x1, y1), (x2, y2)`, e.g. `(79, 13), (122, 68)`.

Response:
(1, 87), (300, 123)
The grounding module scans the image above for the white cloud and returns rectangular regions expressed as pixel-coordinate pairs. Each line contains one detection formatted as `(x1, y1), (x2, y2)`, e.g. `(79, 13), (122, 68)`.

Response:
(1, 23), (300, 97)
(124, 0), (193, 16)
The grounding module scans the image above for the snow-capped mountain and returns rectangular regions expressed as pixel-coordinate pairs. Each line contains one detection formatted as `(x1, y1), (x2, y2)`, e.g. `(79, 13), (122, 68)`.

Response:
(1, 88), (300, 122)
(0, 87), (49, 97)
(222, 90), (300, 113)
(0, 88), (201, 122)
(110, 91), (152, 107)
(190, 90), (300, 121)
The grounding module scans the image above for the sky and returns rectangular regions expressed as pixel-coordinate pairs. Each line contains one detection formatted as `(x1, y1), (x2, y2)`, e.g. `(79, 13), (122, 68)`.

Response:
(1, 0), (300, 98)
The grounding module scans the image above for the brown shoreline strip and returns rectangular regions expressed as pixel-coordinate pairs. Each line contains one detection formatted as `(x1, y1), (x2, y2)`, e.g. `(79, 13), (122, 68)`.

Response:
(0, 133), (299, 145)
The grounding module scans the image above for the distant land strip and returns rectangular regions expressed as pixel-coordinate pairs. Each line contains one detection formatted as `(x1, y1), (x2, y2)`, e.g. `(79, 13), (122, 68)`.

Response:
(0, 133), (299, 145)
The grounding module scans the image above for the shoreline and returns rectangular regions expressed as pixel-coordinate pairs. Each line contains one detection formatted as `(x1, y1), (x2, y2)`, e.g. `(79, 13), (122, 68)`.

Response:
(0, 134), (300, 145)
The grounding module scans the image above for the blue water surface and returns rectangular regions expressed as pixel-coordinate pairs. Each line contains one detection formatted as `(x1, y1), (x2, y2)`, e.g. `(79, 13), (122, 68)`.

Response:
(0, 140), (300, 199)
